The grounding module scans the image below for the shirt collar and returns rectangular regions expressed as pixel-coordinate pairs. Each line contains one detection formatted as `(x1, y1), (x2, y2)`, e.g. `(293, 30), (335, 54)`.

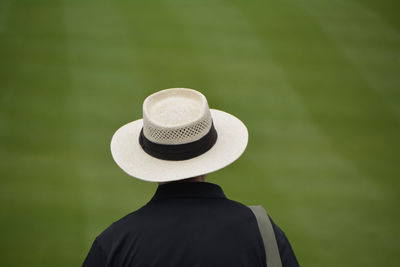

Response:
(150, 182), (227, 201)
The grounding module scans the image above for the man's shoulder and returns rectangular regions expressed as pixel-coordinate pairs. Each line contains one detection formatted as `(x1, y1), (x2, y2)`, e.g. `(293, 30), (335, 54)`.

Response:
(222, 198), (255, 213)
(95, 204), (149, 245)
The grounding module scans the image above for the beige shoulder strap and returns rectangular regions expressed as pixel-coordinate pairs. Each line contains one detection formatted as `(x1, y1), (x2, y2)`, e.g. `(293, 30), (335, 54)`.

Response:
(249, 205), (283, 267)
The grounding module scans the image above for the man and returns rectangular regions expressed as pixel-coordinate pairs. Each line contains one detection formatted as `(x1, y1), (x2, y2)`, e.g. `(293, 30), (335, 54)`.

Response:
(83, 88), (299, 266)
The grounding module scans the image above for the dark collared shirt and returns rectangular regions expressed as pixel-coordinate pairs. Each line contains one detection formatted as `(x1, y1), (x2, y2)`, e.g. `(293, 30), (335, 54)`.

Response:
(83, 182), (299, 267)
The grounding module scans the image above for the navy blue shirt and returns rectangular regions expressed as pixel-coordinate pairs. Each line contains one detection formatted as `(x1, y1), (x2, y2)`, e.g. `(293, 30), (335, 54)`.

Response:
(83, 182), (299, 267)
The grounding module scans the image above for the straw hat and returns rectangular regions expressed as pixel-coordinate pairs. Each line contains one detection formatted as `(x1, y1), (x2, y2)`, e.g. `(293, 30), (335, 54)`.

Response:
(110, 88), (248, 182)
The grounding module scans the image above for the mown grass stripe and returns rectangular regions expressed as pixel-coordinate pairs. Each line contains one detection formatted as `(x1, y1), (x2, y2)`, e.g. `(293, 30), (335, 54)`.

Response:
(0, 0), (11, 34)
(1, 1), (85, 266)
(289, 0), (400, 120)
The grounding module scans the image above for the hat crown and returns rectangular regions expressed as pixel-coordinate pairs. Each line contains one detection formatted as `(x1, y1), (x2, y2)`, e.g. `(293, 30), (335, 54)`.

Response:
(142, 88), (212, 145)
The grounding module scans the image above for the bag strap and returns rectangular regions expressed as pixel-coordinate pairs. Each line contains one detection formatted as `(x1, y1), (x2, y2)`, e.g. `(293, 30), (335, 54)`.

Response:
(249, 205), (283, 267)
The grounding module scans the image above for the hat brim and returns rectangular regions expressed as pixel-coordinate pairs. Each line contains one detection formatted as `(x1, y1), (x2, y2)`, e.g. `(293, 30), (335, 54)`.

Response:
(110, 109), (248, 182)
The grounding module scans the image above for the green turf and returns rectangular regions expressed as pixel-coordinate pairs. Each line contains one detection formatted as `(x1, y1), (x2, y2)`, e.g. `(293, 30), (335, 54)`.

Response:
(0, 0), (399, 266)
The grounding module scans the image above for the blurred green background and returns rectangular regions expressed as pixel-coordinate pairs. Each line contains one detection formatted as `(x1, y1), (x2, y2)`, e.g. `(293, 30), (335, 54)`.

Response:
(1, 0), (399, 266)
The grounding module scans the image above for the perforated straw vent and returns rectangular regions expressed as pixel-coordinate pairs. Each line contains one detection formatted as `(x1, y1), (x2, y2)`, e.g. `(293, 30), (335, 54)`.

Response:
(146, 119), (211, 142)
(142, 88), (213, 145)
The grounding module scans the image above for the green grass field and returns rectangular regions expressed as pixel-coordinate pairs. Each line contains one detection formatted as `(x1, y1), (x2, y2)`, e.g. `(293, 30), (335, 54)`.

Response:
(1, 0), (399, 266)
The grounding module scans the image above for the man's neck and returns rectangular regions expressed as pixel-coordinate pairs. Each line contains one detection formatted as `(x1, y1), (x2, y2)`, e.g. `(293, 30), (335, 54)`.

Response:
(158, 175), (206, 185)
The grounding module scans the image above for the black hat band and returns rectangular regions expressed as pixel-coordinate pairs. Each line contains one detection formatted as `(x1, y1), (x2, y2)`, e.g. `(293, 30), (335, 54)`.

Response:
(139, 122), (218, 161)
